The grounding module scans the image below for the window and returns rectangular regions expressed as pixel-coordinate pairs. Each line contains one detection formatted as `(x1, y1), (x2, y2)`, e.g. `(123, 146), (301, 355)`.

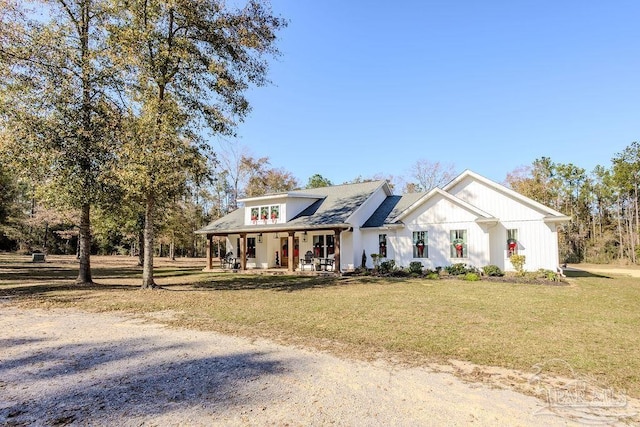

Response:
(260, 206), (268, 220)
(313, 234), (334, 257)
(450, 230), (467, 258)
(413, 231), (427, 258)
(270, 205), (279, 220)
(247, 237), (256, 258)
(379, 234), (387, 258)
(313, 235), (324, 257)
(507, 229), (518, 256)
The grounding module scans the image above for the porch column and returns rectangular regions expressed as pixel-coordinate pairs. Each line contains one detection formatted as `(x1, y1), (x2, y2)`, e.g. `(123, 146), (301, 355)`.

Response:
(240, 233), (247, 271)
(205, 234), (213, 270)
(333, 228), (341, 273)
(219, 235), (226, 264)
(288, 232), (295, 273)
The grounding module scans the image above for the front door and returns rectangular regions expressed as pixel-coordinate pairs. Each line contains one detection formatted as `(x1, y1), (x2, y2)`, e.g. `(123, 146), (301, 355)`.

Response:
(280, 237), (299, 268)
(280, 237), (288, 268)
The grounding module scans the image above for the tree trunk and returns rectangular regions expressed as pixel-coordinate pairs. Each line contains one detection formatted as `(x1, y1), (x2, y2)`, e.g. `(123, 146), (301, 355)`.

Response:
(141, 193), (157, 288)
(42, 222), (49, 252)
(76, 203), (93, 284)
(137, 231), (144, 265)
(76, 0), (93, 284)
(617, 197), (624, 261)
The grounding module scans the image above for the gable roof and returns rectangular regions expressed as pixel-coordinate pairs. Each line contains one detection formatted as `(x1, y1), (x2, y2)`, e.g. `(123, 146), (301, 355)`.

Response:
(392, 188), (497, 223)
(443, 170), (570, 221)
(196, 180), (390, 235)
(363, 187), (497, 228)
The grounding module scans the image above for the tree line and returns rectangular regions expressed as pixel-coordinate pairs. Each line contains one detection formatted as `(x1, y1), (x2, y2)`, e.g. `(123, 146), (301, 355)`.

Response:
(0, 0), (286, 288)
(2, 2), (638, 290)
(506, 144), (640, 265)
(6, 132), (640, 271)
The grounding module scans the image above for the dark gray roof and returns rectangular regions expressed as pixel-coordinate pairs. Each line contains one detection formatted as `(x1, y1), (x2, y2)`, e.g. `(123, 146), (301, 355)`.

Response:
(197, 180), (388, 235)
(362, 192), (427, 227)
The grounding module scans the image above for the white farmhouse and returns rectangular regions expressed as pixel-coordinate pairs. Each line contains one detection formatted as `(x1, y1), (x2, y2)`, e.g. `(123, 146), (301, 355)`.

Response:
(196, 170), (570, 273)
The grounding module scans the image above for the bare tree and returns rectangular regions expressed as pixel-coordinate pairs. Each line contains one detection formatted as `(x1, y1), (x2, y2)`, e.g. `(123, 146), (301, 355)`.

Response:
(405, 160), (457, 193)
(217, 141), (256, 210)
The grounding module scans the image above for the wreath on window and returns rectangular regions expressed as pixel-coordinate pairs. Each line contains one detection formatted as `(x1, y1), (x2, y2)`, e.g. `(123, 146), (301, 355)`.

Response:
(453, 238), (464, 256)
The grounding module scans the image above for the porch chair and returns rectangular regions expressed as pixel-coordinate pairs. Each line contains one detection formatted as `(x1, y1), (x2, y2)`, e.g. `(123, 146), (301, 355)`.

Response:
(222, 252), (237, 269)
(325, 253), (335, 271)
(299, 251), (314, 271)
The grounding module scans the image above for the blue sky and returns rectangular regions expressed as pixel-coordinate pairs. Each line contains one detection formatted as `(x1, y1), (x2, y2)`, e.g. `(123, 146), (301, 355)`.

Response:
(223, 0), (640, 187)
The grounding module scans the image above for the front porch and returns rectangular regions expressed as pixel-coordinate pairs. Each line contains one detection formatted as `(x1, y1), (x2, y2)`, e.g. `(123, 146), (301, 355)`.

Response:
(202, 265), (340, 276)
(201, 227), (350, 274)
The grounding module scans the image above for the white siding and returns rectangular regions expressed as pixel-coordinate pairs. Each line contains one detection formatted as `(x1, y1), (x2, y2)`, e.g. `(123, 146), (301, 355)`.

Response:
(448, 177), (546, 221)
(395, 196), (490, 269)
(284, 198), (318, 221)
(360, 229), (393, 269)
(448, 176), (562, 271)
(347, 185), (390, 269)
(243, 197), (319, 225)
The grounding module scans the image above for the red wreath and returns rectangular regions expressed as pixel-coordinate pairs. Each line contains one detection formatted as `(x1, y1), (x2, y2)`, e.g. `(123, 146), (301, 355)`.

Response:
(455, 243), (463, 257)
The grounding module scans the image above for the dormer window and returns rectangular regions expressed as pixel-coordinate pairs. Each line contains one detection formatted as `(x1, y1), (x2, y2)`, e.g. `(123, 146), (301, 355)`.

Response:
(247, 204), (283, 225)
(270, 206), (279, 221)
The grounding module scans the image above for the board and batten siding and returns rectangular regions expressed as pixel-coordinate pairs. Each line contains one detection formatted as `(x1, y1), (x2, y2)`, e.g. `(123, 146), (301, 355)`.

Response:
(448, 178), (545, 222)
(346, 184), (390, 270)
(395, 195), (491, 269)
(490, 220), (560, 271)
(449, 178), (562, 271)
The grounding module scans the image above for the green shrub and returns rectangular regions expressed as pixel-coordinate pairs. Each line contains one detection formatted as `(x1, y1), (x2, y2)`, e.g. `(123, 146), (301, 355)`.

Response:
(378, 259), (396, 275)
(509, 254), (526, 276)
(409, 261), (424, 275)
(425, 272), (440, 280)
(390, 268), (410, 277)
(537, 269), (561, 282)
(445, 263), (468, 276)
(482, 265), (504, 277)
(464, 272), (480, 281)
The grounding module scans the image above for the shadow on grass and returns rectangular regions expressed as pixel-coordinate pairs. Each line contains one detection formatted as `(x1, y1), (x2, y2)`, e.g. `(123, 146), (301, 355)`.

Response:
(0, 283), (137, 299)
(0, 334), (289, 426)
(0, 266), (142, 282)
(563, 268), (612, 279)
(191, 274), (344, 292)
(0, 266), (204, 285)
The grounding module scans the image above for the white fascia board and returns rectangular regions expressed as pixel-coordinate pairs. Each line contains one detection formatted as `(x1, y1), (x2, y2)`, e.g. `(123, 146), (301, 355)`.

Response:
(238, 192), (323, 203)
(544, 215), (572, 224)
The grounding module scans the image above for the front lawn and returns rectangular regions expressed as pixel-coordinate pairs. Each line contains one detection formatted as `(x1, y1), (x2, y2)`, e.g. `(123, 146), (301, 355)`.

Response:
(2, 254), (639, 398)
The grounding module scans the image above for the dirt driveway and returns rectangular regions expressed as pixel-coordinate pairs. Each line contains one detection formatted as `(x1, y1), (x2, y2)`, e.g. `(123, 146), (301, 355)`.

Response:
(0, 303), (598, 426)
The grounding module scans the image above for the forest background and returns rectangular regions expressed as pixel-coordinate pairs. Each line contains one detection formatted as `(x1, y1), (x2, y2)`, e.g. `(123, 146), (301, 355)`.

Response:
(3, 140), (640, 267)
(1, 1), (639, 272)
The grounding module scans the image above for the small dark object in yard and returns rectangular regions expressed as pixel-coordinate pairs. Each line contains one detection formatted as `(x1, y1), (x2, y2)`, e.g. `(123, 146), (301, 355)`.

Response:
(31, 252), (46, 263)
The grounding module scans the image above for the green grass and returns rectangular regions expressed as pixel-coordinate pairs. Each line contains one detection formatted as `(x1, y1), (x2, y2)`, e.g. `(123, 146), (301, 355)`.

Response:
(2, 254), (639, 398)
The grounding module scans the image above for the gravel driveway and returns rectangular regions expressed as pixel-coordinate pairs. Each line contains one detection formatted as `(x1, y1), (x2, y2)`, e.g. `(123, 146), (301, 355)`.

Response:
(0, 304), (588, 426)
